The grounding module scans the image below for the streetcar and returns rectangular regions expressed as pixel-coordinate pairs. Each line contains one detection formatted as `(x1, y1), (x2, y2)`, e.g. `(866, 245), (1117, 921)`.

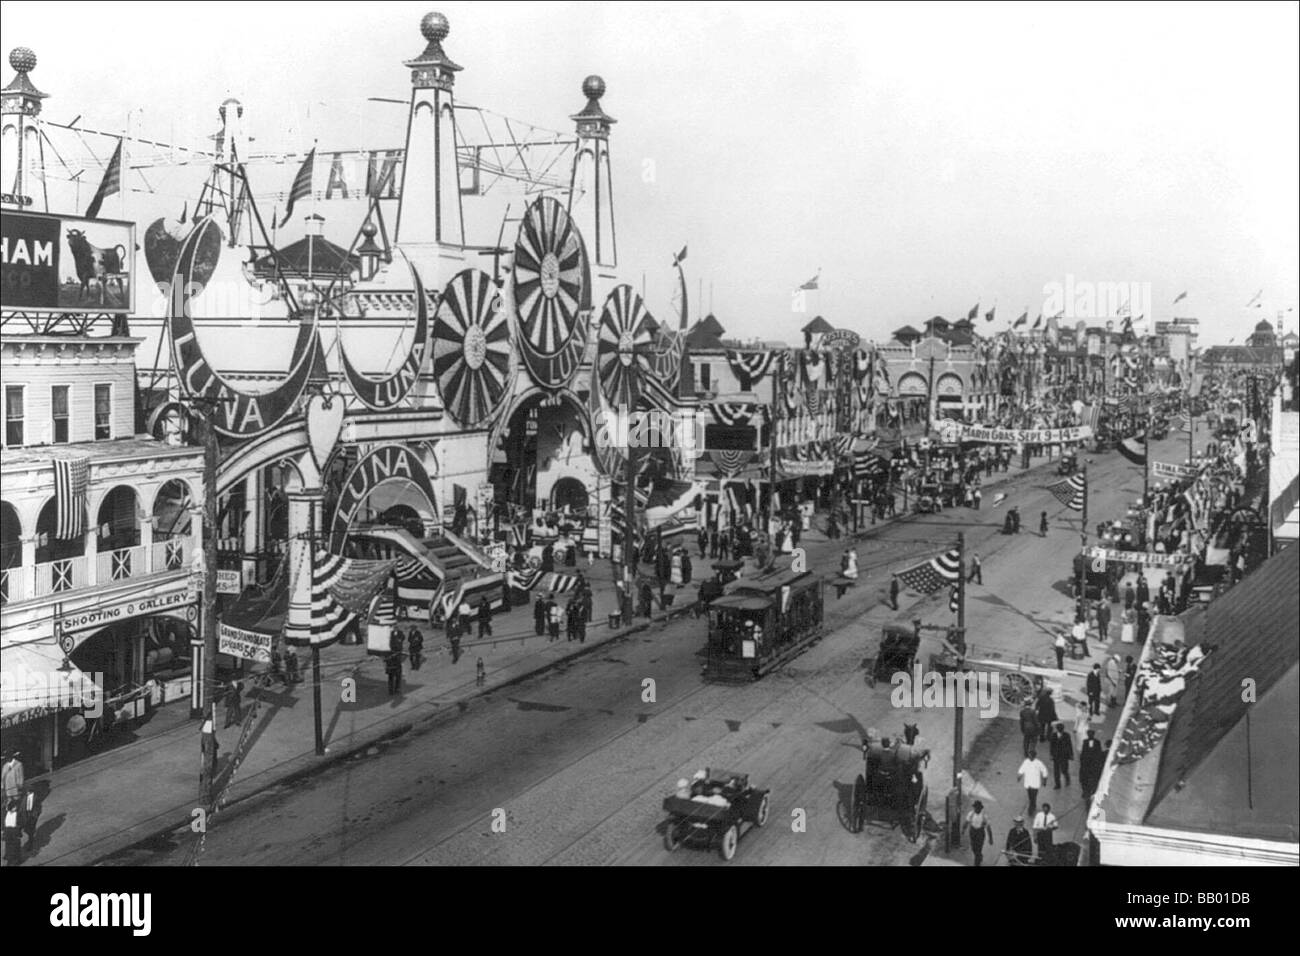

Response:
(702, 568), (824, 681)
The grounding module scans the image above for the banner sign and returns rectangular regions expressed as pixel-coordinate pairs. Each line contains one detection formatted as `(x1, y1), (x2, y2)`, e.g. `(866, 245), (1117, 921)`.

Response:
(823, 329), (861, 350)
(59, 589), (195, 634)
(933, 420), (1093, 445)
(218, 622), (273, 663)
(1151, 460), (1200, 480)
(1082, 546), (1190, 569)
(329, 443), (439, 551)
(216, 569), (243, 595)
(1, 211), (135, 314)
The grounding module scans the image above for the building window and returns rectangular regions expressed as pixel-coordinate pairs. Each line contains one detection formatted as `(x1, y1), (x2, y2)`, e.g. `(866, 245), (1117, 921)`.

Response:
(51, 385), (70, 444)
(94, 384), (112, 440)
(700, 363), (711, 391)
(4, 386), (23, 447)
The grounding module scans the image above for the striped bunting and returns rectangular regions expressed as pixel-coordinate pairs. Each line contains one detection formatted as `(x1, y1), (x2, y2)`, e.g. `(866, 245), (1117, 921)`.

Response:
(1176, 409), (1192, 432)
(708, 449), (754, 478)
(949, 583), (959, 615)
(853, 348), (872, 381)
(896, 548), (962, 595)
(853, 452), (888, 478)
(53, 456), (90, 540)
(1117, 435), (1148, 467)
(508, 567), (545, 591)
(709, 402), (760, 427)
(310, 554), (395, 646)
(1046, 472), (1086, 512)
(725, 349), (776, 386)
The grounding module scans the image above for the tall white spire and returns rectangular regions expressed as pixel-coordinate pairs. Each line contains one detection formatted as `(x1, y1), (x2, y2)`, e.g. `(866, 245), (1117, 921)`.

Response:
(568, 75), (617, 306)
(394, 11), (466, 271)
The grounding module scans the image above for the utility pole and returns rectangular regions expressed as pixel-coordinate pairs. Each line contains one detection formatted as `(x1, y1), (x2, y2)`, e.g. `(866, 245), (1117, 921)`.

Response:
(189, 400), (219, 721)
(308, 504), (324, 756)
(1077, 465), (1089, 603)
(953, 530), (966, 801)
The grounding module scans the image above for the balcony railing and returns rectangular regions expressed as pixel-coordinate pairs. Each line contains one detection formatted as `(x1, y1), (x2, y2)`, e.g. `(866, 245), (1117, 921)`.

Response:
(7, 536), (194, 606)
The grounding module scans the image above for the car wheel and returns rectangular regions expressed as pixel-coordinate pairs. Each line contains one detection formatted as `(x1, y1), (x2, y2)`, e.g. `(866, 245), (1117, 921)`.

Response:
(719, 824), (738, 861)
(754, 793), (770, 828)
(663, 821), (682, 853)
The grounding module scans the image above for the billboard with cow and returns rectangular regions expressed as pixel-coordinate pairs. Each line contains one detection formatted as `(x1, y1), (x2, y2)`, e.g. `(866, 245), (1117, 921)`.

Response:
(1, 211), (135, 315)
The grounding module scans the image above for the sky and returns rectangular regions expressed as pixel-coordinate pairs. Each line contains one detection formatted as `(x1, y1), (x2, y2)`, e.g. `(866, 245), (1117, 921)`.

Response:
(5, 0), (1298, 347)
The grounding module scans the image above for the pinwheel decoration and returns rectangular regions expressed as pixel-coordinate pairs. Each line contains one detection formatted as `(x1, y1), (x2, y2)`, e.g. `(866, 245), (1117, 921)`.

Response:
(433, 268), (513, 427)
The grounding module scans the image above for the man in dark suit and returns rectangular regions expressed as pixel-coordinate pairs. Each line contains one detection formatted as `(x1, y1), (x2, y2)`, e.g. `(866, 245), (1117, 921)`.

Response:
(1086, 664), (1102, 716)
(1079, 729), (1105, 804)
(889, 576), (900, 611)
(1048, 721), (1074, 789)
(533, 594), (547, 637)
(1095, 600), (1111, 643)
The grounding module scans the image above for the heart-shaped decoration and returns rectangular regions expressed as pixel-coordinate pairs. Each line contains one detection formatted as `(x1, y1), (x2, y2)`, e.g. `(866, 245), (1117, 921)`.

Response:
(306, 392), (346, 472)
(145, 216), (223, 292)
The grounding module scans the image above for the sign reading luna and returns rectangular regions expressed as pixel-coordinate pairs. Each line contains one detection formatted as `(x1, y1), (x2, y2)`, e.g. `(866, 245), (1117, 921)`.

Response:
(934, 421), (1093, 445)
(330, 444), (438, 551)
(340, 260), (431, 410)
(168, 217), (320, 437)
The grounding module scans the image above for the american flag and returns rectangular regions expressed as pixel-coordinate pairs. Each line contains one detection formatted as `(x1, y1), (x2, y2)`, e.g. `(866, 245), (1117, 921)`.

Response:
(279, 147), (316, 228)
(896, 548), (962, 595)
(1080, 403), (1101, 432)
(84, 138), (123, 218)
(1176, 409), (1192, 432)
(53, 456), (90, 540)
(1046, 472), (1086, 512)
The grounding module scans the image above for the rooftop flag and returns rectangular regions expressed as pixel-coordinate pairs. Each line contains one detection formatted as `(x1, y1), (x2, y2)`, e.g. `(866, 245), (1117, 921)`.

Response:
(984, 306), (996, 323)
(1172, 291), (1187, 305)
(84, 138), (123, 219)
(968, 303), (979, 321)
(799, 271), (820, 291)
(1013, 311), (1028, 329)
(279, 147), (316, 228)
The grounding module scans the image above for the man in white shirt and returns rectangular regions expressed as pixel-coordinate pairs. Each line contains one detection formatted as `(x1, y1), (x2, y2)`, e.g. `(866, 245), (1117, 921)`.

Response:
(1018, 749), (1050, 816)
(1032, 803), (1059, 862)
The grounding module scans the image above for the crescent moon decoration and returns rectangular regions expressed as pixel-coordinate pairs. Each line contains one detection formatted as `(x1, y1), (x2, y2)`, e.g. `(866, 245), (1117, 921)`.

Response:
(650, 329), (684, 393)
(339, 261), (432, 411)
(433, 268), (513, 428)
(167, 216), (320, 438)
(596, 284), (655, 410)
(512, 196), (588, 389)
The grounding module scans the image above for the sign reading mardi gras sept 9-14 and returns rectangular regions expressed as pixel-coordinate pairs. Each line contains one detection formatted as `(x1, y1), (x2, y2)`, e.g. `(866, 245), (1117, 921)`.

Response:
(933, 420), (1093, 445)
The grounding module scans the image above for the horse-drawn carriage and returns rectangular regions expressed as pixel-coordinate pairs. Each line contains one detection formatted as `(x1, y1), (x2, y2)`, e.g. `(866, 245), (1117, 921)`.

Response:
(913, 482), (942, 514)
(862, 623), (920, 687)
(848, 726), (930, 842)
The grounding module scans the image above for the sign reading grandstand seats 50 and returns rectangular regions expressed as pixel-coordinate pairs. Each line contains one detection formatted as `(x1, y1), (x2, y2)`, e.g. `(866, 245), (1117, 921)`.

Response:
(1, 211), (135, 314)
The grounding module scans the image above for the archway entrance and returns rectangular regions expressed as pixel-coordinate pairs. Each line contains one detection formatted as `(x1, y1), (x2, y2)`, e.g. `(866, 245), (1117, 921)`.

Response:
(550, 477), (590, 512)
(492, 390), (595, 519)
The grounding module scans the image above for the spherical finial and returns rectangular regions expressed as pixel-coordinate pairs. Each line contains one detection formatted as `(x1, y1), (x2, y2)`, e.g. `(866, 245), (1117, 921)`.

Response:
(9, 47), (36, 74)
(361, 220), (378, 238)
(582, 75), (606, 101)
(421, 11), (450, 42)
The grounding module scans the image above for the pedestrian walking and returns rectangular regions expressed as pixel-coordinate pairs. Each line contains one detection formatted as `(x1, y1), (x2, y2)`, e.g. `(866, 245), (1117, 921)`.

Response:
(1018, 750), (1049, 817)
(1005, 815), (1033, 866)
(223, 681), (243, 729)
(1096, 601), (1111, 643)
(1079, 729), (1104, 804)
(1048, 721), (1073, 789)
(1086, 664), (1102, 716)
(200, 713), (219, 795)
(1035, 686), (1057, 742)
(1124, 655), (1137, 698)
(973, 486), (981, 510)
(1032, 804), (1059, 862)
(533, 594), (547, 636)
(284, 645), (301, 684)
(476, 657), (486, 687)
(3, 798), (22, 867)
(969, 552), (982, 585)
(408, 628), (424, 671)
(963, 800), (993, 867)
(548, 598), (562, 641)
(1054, 631), (1067, 670)
(477, 598), (493, 639)
(889, 575), (900, 611)
(1, 751), (23, 804)
(697, 528), (708, 559)
(1018, 702), (1040, 758)
(1040, 511), (1049, 537)
(1123, 582), (1135, 611)
(385, 652), (403, 695)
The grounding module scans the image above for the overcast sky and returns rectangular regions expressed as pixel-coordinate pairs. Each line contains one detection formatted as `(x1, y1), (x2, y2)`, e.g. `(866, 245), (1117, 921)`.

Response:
(6, 0), (1298, 346)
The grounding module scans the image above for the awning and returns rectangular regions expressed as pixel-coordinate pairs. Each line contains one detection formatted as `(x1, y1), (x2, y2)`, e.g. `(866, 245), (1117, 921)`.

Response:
(1, 640), (94, 729)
